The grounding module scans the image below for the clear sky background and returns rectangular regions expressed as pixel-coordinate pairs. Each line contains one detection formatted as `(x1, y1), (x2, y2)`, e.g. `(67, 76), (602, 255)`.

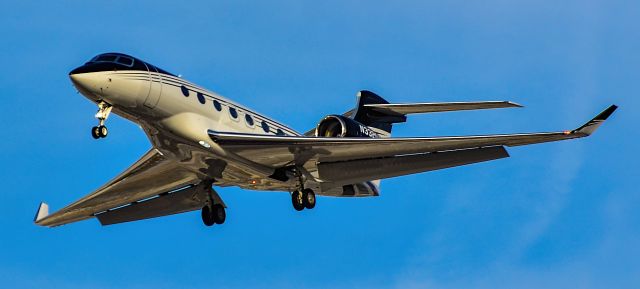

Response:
(0, 1), (638, 288)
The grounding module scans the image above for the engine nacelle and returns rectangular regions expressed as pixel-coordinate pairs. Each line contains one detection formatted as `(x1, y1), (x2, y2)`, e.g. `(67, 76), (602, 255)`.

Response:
(315, 115), (380, 138)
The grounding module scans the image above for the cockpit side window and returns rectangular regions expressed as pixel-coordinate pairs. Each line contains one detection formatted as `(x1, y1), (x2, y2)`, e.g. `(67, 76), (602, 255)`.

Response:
(116, 56), (134, 67)
(93, 55), (118, 62)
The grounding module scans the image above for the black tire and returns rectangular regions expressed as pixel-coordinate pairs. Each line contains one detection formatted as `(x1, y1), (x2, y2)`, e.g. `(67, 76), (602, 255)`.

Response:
(98, 125), (108, 138)
(302, 188), (316, 209)
(201, 206), (215, 226)
(291, 191), (304, 211)
(91, 126), (100, 139)
(212, 204), (226, 224)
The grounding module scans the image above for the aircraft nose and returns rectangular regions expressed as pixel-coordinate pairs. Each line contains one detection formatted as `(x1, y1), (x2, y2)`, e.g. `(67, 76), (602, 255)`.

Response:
(69, 67), (105, 94)
(69, 72), (93, 90)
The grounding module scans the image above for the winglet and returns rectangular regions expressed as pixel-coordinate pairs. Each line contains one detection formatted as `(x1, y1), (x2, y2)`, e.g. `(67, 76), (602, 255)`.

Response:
(573, 105), (618, 135)
(33, 202), (49, 224)
(507, 101), (524, 108)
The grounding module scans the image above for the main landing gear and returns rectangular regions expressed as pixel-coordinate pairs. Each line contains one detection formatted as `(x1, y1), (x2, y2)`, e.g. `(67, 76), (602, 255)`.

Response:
(201, 203), (226, 226)
(91, 101), (112, 139)
(197, 180), (226, 227)
(291, 188), (316, 211)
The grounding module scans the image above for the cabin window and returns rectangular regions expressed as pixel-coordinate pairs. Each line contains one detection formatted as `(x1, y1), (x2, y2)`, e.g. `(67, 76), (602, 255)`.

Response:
(261, 120), (270, 133)
(180, 85), (189, 97)
(245, 114), (254, 126)
(197, 92), (206, 104)
(276, 128), (285, 136)
(213, 100), (222, 111)
(229, 107), (238, 119)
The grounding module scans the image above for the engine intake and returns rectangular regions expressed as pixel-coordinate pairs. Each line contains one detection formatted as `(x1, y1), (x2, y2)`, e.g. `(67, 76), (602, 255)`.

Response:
(315, 115), (379, 138)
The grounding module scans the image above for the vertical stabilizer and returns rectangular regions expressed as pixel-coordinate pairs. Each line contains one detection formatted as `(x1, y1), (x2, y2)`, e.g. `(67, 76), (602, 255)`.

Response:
(351, 90), (406, 133)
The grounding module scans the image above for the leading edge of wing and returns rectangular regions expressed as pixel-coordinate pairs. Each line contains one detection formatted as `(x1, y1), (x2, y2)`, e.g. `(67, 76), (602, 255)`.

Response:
(208, 105), (617, 159)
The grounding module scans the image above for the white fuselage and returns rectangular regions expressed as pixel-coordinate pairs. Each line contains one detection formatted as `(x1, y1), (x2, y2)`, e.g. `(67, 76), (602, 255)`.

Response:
(70, 68), (302, 191)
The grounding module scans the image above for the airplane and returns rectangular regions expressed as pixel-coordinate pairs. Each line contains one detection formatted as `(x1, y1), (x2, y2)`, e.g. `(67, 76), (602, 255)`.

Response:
(33, 52), (617, 228)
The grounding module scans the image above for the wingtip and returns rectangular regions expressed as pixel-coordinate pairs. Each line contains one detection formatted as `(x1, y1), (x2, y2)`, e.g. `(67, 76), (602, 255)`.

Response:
(595, 104), (618, 121)
(33, 202), (50, 224)
(573, 104), (618, 135)
(507, 101), (524, 108)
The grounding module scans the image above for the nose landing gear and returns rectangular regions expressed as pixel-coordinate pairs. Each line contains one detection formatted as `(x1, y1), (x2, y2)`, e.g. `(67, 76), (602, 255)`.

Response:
(91, 125), (108, 139)
(91, 101), (112, 139)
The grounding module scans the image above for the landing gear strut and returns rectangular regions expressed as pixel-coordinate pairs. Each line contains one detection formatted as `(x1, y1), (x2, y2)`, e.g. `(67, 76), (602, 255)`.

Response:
(201, 181), (226, 227)
(91, 101), (112, 139)
(290, 167), (316, 211)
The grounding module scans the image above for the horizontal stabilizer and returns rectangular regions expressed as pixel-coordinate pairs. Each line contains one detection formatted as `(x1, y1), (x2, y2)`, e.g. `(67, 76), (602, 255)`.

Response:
(364, 101), (522, 115)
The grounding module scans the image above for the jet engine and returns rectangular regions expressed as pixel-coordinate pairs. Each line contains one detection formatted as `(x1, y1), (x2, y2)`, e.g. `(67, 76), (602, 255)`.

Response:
(315, 115), (379, 138)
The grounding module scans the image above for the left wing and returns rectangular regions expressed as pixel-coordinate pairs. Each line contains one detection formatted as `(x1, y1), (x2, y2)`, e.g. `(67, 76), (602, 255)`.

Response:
(209, 105), (617, 167)
(34, 149), (201, 227)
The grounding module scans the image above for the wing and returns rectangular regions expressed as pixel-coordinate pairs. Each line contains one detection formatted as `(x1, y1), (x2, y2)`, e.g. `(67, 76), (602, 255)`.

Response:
(34, 149), (201, 227)
(208, 105), (617, 168)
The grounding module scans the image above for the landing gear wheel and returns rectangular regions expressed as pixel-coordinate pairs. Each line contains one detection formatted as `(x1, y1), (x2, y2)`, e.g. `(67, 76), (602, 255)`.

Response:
(98, 125), (108, 138)
(91, 126), (100, 139)
(201, 206), (215, 226)
(302, 188), (316, 209)
(212, 204), (226, 224)
(92, 101), (112, 140)
(292, 190), (305, 211)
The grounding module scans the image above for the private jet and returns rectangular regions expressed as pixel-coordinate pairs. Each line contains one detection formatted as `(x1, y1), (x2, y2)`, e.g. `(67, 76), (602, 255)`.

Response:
(34, 53), (617, 228)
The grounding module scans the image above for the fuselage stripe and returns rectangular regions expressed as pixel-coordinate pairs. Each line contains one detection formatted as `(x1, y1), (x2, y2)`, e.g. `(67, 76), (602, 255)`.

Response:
(114, 71), (299, 136)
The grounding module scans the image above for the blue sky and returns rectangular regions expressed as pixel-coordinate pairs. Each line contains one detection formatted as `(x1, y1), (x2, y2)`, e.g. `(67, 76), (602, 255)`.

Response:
(0, 1), (638, 288)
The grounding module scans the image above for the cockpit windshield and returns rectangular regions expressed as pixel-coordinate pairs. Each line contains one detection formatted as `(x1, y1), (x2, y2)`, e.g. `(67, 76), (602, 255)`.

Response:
(89, 54), (135, 67)
(72, 53), (175, 76)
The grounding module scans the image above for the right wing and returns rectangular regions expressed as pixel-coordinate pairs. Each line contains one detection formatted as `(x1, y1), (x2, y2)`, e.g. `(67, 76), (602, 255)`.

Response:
(34, 149), (201, 227)
(209, 105), (617, 167)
